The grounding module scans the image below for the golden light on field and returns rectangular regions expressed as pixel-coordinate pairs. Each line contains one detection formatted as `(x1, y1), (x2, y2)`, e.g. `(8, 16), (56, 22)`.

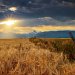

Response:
(8, 7), (17, 11)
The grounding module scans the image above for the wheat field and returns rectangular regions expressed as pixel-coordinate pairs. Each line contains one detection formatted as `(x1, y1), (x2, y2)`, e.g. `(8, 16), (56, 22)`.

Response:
(0, 38), (75, 75)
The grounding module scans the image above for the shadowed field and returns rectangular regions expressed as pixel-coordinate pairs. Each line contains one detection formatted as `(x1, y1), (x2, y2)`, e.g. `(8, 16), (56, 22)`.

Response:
(0, 38), (75, 75)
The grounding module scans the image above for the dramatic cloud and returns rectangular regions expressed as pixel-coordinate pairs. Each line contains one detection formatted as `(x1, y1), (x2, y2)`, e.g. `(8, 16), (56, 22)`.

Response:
(13, 17), (75, 27)
(0, 0), (75, 38)
(2, 0), (75, 7)
(0, 16), (75, 28)
(0, 25), (75, 34)
(0, 0), (75, 18)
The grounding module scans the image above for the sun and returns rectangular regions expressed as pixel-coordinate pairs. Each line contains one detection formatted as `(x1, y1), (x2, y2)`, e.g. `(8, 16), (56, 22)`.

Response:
(5, 20), (16, 26)
(0, 19), (17, 26)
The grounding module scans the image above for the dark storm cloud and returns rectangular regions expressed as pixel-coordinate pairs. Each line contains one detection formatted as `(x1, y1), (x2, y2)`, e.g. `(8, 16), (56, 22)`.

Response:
(2, 0), (75, 7)
(2, 0), (51, 6)
(59, 0), (75, 3)
(0, 0), (75, 20)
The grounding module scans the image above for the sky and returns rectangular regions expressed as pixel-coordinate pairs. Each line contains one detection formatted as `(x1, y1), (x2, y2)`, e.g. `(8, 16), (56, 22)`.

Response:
(0, 0), (75, 38)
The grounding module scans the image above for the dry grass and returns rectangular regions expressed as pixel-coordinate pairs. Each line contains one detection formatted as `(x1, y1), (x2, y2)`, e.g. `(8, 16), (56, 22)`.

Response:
(0, 38), (75, 75)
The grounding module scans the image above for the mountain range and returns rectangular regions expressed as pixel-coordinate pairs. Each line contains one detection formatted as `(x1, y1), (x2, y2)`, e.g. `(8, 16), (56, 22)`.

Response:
(34, 31), (75, 38)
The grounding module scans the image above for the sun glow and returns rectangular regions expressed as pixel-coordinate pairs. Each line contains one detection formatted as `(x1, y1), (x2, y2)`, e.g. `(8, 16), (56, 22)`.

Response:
(5, 20), (16, 26)
(0, 19), (17, 26)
